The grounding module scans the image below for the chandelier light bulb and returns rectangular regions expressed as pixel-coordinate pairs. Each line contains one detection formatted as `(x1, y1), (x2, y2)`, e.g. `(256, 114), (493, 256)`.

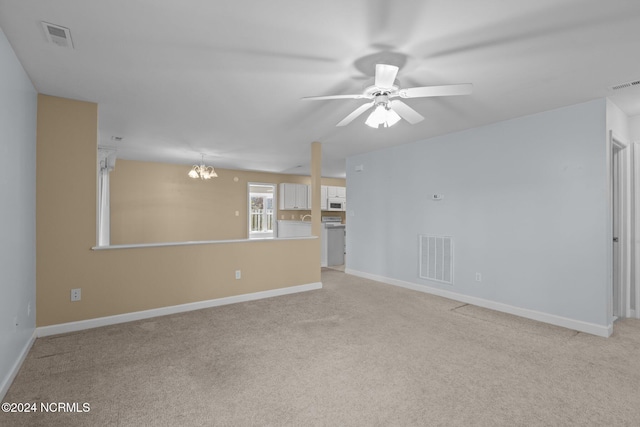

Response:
(188, 154), (218, 180)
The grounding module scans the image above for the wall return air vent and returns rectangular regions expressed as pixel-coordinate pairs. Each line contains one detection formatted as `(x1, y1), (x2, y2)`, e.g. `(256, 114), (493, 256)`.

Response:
(41, 22), (74, 49)
(419, 234), (453, 285)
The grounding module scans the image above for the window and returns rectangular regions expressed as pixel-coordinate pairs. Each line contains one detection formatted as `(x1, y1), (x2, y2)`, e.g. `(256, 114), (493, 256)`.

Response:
(249, 183), (276, 239)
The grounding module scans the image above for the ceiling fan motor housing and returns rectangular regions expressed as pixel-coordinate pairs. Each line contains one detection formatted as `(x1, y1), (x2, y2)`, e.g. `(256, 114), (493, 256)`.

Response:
(364, 84), (398, 99)
(374, 94), (390, 106)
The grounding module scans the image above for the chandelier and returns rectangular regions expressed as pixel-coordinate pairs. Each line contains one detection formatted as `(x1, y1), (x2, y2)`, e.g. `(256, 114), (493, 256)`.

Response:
(188, 154), (218, 180)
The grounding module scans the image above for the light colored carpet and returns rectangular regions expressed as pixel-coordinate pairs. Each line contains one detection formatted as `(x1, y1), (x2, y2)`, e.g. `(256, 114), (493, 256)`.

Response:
(2, 269), (640, 426)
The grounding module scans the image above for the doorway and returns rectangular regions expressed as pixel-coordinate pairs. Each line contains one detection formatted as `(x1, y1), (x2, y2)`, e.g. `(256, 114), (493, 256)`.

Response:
(612, 141), (622, 319)
(610, 131), (631, 321)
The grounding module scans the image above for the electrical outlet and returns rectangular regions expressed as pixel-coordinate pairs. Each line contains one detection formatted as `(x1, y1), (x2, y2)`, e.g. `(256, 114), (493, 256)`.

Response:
(475, 273), (482, 282)
(27, 302), (31, 317)
(71, 288), (81, 301)
(13, 317), (18, 332)
(235, 270), (241, 280)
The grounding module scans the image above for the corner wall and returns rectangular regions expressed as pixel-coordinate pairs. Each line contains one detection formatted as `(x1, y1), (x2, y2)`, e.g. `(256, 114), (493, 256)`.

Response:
(0, 26), (37, 397)
(630, 115), (640, 141)
(36, 95), (320, 327)
(346, 99), (610, 333)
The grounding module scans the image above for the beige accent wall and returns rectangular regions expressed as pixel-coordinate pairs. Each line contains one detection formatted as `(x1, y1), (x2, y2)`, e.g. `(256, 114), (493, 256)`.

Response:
(110, 160), (346, 244)
(36, 94), (321, 327)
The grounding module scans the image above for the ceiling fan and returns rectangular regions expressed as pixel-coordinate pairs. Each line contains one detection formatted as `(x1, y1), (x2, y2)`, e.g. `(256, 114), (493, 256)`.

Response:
(302, 64), (473, 128)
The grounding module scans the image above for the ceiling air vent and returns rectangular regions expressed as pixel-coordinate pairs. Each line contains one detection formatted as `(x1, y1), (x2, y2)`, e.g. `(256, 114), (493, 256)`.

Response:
(610, 79), (640, 91)
(41, 22), (74, 49)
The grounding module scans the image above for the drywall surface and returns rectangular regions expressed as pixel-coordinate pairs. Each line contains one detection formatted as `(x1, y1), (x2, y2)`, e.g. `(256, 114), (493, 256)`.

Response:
(606, 98), (630, 142)
(0, 26), (37, 396)
(36, 95), (320, 327)
(629, 114), (640, 141)
(110, 160), (345, 244)
(347, 99), (609, 327)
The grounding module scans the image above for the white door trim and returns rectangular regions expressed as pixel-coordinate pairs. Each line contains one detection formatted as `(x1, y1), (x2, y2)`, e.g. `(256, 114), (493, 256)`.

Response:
(609, 131), (632, 320)
(632, 142), (640, 318)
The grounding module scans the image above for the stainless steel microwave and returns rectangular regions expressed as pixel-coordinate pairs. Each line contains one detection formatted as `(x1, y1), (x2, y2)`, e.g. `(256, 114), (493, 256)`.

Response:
(327, 198), (346, 211)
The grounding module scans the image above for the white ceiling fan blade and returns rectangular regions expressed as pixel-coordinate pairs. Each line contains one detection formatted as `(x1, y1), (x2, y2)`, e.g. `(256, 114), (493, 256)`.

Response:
(302, 94), (368, 101)
(399, 83), (473, 98)
(336, 102), (375, 127)
(375, 64), (399, 88)
(389, 100), (424, 124)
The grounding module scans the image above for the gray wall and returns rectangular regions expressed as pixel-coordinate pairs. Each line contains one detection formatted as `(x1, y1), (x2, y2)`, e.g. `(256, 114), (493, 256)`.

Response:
(346, 99), (609, 328)
(0, 26), (37, 397)
(629, 115), (640, 141)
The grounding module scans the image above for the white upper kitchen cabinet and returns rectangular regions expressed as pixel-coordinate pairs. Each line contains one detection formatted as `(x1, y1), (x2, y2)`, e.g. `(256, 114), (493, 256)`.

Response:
(279, 183), (308, 210)
(327, 186), (346, 199)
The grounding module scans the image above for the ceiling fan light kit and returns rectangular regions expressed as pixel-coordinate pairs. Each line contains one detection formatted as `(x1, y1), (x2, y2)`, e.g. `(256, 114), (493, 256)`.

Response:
(365, 103), (401, 128)
(303, 63), (472, 128)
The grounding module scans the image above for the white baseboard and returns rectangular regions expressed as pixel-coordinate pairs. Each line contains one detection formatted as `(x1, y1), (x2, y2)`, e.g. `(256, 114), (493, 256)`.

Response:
(345, 269), (612, 338)
(1, 329), (36, 401)
(37, 282), (322, 338)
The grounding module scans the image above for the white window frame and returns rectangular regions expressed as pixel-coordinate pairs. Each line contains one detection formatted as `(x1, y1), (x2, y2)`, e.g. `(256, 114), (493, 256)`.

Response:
(248, 182), (277, 239)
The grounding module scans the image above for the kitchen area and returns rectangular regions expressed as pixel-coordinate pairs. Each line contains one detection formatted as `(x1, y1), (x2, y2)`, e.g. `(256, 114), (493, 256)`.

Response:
(276, 183), (346, 268)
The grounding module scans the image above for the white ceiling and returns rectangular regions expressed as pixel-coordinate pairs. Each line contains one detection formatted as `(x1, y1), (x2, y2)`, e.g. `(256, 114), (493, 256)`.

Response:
(2, 0), (640, 178)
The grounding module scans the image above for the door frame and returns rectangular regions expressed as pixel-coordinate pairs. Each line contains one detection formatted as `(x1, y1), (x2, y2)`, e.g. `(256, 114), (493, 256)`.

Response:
(633, 142), (640, 318)
(608, 131), (632, 321)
